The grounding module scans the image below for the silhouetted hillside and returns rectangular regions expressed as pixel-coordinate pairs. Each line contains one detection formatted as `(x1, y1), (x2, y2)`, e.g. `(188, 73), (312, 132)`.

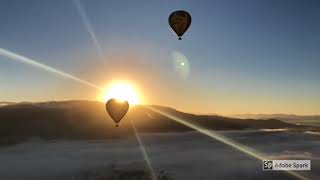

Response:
(0, 101), (316, 145)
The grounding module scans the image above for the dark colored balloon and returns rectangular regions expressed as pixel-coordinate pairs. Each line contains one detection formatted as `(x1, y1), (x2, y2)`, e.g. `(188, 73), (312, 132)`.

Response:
(106, 98), (129, 127)
(168, 10), (192, 40)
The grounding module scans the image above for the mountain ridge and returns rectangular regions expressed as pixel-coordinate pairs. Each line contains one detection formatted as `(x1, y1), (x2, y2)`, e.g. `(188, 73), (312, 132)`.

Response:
(0, 100), (318, 146)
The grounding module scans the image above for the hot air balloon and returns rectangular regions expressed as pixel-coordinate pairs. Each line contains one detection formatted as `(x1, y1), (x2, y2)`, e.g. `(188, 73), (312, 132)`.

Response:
(168, 10), (192, 40)
(106, 98), (129, 127)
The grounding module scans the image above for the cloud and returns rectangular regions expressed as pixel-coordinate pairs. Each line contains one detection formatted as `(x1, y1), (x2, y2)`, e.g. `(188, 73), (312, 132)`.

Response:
(0, 130), (319, 180)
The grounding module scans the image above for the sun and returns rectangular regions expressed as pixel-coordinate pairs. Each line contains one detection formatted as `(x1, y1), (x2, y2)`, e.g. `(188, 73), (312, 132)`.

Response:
(99, 82), (141, 105)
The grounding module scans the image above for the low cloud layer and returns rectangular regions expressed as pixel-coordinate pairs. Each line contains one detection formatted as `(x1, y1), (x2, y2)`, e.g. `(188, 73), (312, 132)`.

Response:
(0, 130), (319, 180)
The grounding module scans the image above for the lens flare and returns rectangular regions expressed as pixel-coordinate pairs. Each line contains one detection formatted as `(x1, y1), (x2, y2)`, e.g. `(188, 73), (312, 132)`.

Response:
(172, 51), (190, 79)
(130, 119), (157, 180)
(0, 48), (102, 91)
(73, 0), (104, 59)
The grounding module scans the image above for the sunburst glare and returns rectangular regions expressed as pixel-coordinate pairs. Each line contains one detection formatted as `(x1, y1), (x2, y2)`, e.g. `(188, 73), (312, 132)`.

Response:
(98, 81), (141, 105)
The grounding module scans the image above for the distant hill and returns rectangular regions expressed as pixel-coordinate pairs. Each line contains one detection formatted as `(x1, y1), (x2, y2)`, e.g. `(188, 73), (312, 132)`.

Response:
(0, 101), (317, 145)
(228, 114), (320, 121)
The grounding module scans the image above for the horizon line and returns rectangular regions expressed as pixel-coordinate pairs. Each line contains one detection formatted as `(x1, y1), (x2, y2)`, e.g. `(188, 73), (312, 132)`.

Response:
(1, 100), (319, 116)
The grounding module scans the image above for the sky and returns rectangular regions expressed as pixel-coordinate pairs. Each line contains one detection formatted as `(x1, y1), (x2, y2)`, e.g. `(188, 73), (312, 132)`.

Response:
(0, 0), (319, 115)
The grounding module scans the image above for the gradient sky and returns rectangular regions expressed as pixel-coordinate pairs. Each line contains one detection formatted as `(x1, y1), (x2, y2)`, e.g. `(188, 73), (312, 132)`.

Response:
(0, 0), (319, 114)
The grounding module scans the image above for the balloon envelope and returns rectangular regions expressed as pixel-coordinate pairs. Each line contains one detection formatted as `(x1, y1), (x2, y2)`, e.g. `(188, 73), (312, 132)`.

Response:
(168, 10), (192, 40)
(106, 98), (129, 127)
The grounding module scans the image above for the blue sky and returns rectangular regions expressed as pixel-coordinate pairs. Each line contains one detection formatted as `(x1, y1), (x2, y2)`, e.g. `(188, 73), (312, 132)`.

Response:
(0, 0), (319, 114)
